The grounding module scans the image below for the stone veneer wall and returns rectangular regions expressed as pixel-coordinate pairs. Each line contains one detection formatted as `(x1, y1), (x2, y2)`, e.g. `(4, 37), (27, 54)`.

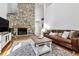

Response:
(7, 3), (35, 33)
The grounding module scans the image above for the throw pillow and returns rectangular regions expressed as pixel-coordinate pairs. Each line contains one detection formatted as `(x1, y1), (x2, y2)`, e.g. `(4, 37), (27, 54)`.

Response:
(62, 31), (70, 39)
(49, 32), (58, 36)
(58, 33), (63, 36)
(69, 31), (79, 38)
(68, 31), (75, 38)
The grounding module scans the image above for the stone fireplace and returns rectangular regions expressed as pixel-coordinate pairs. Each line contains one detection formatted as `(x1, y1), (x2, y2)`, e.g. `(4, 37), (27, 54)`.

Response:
(7, 3), (35, 35)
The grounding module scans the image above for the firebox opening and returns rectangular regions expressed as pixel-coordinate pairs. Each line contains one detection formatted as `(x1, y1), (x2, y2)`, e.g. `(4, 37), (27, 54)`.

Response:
(18, 28), (27, 35)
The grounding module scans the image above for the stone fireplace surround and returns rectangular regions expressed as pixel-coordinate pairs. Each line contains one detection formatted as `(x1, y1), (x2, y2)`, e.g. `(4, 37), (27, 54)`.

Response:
(7, 3), (35, 34)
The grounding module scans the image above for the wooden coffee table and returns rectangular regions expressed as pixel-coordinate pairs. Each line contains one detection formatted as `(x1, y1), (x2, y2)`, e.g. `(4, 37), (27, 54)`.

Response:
(30, 35), (52, 55)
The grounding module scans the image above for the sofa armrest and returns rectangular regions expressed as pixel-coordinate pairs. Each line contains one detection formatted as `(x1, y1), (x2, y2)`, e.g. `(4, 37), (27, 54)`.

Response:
(71, 38), (79, 51)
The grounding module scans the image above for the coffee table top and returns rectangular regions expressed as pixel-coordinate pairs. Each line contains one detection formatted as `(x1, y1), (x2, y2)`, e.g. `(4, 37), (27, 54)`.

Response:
(31, 35), (52, 44)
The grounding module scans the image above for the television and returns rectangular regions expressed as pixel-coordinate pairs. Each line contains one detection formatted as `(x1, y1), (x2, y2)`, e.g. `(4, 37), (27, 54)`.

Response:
(0, 17), (9, 32)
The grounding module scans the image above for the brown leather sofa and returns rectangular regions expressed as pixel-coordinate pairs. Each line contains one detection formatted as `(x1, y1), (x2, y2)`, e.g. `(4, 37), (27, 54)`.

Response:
(44, 30), (79, 51)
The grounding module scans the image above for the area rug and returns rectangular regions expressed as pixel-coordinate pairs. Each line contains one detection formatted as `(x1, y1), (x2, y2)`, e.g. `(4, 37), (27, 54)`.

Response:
(7, 41), (36, 56)
(7, 40), (74, 56)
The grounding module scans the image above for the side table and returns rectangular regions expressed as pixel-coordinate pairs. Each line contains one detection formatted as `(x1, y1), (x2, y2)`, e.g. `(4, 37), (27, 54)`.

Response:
(30, 35), (52, 56)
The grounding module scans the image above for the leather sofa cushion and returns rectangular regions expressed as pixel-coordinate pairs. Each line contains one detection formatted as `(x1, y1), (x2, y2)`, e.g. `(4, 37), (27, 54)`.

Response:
(49, 35), (71, 44)
(69, 31), (79, 38)
(58, 33), (63, 36)
(56, 36), (71, 44)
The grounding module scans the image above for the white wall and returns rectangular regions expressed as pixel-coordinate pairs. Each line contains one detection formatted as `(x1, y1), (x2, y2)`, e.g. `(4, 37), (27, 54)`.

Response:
(44, 3), (79, 30)
(35, 3), (44, 36)
(0, 3), (8, 19)
(8, 3), (17, 13)
(35, 3), (44, 21)
(0, 3), (17, 19)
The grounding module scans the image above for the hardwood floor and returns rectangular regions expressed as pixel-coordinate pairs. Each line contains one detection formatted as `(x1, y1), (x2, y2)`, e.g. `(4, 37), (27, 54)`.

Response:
(0, 41), (13, 56)
(0, 35), (31, 56)
(1, 35), (79, 56)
